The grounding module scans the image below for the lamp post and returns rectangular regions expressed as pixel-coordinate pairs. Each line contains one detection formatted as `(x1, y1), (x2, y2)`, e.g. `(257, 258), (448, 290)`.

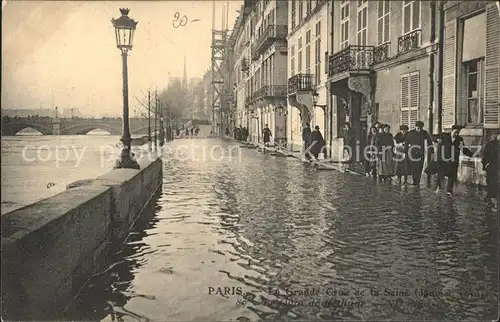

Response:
(112, 8), (139, 169)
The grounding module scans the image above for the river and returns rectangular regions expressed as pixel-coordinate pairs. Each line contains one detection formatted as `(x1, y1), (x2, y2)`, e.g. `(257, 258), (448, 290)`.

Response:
(62, 138), (498, 321)
(1, 133), (131, 215)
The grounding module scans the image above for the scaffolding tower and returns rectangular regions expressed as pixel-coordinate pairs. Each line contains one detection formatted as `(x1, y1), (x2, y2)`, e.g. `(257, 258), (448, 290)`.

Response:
(211, 1), (229, 136)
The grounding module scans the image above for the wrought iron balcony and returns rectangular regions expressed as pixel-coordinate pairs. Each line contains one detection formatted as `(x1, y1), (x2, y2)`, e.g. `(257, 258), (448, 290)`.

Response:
(253, 85), (287, 100)
(287, 74), (314, 94)
(397, 29), (421, 55)
(328, 45), (374, 77)
(254, 25), (288, 55)
(373, 42), (390, 64)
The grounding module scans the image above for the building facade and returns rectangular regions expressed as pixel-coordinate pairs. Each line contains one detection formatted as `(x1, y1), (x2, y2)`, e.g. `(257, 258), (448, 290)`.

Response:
(287, 0), (329, 151)
(442, 1), (500, 147)
(240, 0), (289, 145)
(325, 0), (499, 161)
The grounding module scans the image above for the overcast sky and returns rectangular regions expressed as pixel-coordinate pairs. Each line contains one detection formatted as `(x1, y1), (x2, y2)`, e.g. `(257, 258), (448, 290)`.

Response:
(1, 0), (241, 116)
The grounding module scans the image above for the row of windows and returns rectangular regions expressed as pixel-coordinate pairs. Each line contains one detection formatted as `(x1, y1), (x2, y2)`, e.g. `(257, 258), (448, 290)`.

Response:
(246, 54), (277, 96)
(339, 0), (420, 48)
(291, 0), (323, 29)
(290, 21), (322, 78)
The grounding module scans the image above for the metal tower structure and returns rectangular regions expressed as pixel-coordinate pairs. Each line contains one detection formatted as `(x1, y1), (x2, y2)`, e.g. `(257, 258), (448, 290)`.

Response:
(211, 1), (229, 136)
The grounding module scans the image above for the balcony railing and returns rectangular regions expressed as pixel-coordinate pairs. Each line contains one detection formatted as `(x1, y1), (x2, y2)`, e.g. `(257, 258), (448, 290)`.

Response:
(253, 85), (287, 100)
(254, 25), (288, 55)
(397, 29), (421, 55)
(287, 74), (314, 94)
(328, 45), (374, 77)
(373, 42), (390, 64)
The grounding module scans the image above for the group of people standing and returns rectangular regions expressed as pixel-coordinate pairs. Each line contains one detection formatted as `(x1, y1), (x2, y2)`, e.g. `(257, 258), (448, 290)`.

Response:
(342, 120), (499, 203)
(234, 126), (249, 142)
(176, 126), (199, 137)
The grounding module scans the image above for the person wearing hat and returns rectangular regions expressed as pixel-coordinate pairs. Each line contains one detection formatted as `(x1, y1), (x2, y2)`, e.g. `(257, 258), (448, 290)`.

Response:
(394, 124), (410, 184)
(481, 130), (500, 205)
(405, 120), (433, 186)
(342, 122), (357, 167)
(309, 125), (325, 160)
(435, 125), (474, 196)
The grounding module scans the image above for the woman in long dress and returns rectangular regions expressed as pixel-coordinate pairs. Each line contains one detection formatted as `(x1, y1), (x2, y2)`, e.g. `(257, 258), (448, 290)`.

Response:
(394, 125), (410, 184)
(376, 124), (395, 182)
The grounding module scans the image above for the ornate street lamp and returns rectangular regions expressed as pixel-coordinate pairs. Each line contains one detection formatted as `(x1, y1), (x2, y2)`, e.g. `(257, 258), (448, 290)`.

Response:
(112, 8), (139, 169)
(311, 90), (327, 109)
(273, 104), (287, 116)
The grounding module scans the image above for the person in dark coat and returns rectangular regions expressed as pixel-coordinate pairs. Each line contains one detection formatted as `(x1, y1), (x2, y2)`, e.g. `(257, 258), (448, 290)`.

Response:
(375, 124), (395, 182)
(482, 130), (500, 204)
(302, 123), (312, 160)
(242, 127), (248, 141)
(234, 127), (241, 140)
(435, 125), (474, 196)
(342, 122), (357, 167)
(365, 126), (379, 178)
(262, 124), (272, 148)
(394, 125), (410, 184)
(309, 125), (325, 160)
(406, 121), (433, 186)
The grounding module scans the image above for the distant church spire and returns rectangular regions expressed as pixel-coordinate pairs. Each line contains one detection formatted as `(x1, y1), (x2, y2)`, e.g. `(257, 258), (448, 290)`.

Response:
(182, 54), (188, 90)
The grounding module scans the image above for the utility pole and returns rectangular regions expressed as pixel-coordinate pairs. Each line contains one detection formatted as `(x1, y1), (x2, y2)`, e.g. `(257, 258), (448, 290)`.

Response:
(155, 89), (158, 150)
(148, 90), (151, 146)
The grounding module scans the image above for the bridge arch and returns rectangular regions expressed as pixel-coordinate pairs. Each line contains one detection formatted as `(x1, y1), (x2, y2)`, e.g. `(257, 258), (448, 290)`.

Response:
(62, 124), (122, 135)
(2, 123), (53, 136)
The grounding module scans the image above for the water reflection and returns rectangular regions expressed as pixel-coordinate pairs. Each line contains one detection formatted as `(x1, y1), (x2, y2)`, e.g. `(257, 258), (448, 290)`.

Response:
(68, 139), (498, 321)
(64, 190), (162, 321)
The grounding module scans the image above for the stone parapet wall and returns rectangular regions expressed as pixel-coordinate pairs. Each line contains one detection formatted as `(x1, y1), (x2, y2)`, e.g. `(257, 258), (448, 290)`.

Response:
(1, 157), (163, 320)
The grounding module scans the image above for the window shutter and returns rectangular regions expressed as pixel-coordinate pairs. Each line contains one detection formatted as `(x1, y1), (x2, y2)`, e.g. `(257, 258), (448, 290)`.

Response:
(384, 14), (390, 43)
(484, 3), (500, 128)
(377, 18), (383, 45)
(442, 19), (457, 129)
(400, 74), (410, 127)
(409, 72), (419, 127)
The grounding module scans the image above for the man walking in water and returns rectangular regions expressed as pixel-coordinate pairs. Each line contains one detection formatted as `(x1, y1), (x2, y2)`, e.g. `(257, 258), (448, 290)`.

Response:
(262, 124), (272, 153)
(406, 121), (433, 186)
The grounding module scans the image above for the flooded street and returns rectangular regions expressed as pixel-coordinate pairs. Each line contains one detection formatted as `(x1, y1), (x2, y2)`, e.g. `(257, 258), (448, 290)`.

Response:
(66, 138), (498, 321)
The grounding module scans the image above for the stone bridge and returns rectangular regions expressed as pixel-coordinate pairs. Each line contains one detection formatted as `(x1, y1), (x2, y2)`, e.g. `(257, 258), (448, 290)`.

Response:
(1, 117), (154, 136)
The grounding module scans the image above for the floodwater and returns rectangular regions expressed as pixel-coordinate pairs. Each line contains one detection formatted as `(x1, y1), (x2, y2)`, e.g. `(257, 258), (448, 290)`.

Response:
(63, 138), (497, 321)
(1, 133), (148, 215)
